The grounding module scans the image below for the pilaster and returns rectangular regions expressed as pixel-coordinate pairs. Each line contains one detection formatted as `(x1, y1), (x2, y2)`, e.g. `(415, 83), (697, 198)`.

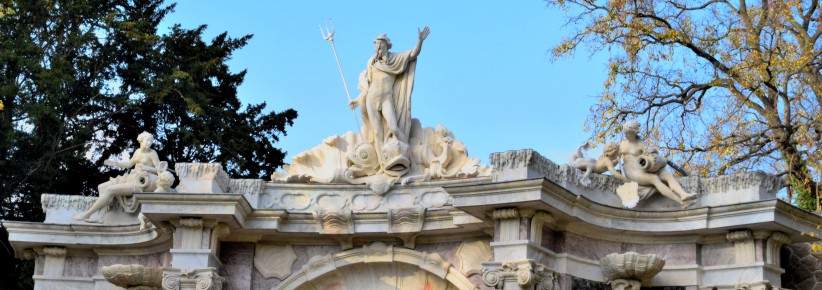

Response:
(700, 229), (789, 289)
(486, 208), (559, 290)
(40, 247), (67, 277)
(169, 218), (229, 270)
(163, 217), (229, 290)
(726, 230), (756, 265)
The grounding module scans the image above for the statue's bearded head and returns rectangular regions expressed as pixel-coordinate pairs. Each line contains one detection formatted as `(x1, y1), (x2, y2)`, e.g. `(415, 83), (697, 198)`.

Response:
(374, 34), (391, 59)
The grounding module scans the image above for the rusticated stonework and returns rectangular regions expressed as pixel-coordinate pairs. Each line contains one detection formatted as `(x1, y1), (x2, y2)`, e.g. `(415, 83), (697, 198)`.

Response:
(782, 242), (822, 290)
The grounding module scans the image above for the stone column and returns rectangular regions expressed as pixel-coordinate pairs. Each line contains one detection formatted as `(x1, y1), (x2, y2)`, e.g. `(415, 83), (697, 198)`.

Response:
(727, 230), (756, 265)
(40, 247), (67, 277)
(719, 229), (785, 290)
(162, 218), (229, 290)
(483, 208), (559, 290)
(763, 231), (790, 266)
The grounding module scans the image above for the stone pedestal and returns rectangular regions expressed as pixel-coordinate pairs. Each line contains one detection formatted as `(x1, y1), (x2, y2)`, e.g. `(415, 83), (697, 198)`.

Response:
(175, 163), (230, 193)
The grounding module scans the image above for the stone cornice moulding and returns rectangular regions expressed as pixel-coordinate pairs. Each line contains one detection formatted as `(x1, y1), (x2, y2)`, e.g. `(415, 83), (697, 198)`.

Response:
(268, 207), (471, 235)
(448, 178), (822, 242)
(3, 221), (171, 258)
(264, 176), (491, 191)
(135, 193), (253, 229)
(93, 239), (173, 256)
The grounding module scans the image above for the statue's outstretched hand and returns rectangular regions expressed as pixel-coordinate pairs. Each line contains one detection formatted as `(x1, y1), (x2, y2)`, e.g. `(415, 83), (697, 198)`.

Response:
(418, 26), (430, 41)
(103, 159), (118, 167)
(348, 98), (359, 110)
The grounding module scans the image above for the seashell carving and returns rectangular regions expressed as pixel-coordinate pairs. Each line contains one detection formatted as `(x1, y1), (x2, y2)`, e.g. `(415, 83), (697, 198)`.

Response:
(599, 252), (665, 283)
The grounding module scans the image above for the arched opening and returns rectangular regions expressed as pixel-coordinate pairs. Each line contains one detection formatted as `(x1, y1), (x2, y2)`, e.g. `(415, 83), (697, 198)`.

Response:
(294, 262), (461, 290)
(276, 243), (475, 290)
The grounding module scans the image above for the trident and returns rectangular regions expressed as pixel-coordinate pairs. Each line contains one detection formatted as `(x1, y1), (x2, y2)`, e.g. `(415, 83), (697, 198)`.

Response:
(320, 21), (360, 127)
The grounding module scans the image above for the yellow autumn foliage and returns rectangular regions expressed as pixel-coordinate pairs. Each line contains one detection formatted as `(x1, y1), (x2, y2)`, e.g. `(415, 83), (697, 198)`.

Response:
(547, 0), (821, 210)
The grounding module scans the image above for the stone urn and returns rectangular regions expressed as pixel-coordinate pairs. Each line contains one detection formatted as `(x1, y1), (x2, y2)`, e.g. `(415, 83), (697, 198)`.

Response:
(101, 264), (164, 290)
(599, 252), (665, 290)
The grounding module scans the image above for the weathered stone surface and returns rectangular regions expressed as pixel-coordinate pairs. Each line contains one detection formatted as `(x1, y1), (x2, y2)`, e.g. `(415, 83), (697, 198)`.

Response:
(41, 194), (139, 225)
(228, 179), (265, 208)
(456, 240), (493, 275)
(175, 162), (230, 193)
(220, 242), (254, 290)
(63, 255), (98, 278)
(253, 244), (296, 279)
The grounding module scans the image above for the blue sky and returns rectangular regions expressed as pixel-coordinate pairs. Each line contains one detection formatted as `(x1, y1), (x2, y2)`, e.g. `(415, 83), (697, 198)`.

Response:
(161, 0), (610, 164)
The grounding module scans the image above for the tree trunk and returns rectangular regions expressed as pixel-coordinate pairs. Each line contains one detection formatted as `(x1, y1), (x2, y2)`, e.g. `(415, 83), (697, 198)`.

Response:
(778, 139), (819, 211)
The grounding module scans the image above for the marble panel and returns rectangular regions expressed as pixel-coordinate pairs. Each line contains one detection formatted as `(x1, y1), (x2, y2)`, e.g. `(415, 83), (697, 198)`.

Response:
(220, 242), (254, 290)
(700, 243), (735, 266)
(541, 226), (565, 253)
(564, 232), (621, 261)
(623, 243), (696, 266)
(63, 255), (97, 278)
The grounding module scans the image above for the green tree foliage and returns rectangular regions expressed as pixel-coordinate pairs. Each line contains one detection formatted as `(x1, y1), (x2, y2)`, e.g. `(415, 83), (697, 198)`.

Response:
(0, 1), (297, 288)
(548, 0), (820, 211)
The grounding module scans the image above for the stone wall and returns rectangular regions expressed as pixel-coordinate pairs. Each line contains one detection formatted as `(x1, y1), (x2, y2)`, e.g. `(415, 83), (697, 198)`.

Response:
(782, 242), (822, 290)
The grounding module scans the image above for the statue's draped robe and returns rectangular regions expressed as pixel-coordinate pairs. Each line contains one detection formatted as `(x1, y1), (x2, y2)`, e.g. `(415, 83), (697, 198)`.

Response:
(357, 50), (416, 145)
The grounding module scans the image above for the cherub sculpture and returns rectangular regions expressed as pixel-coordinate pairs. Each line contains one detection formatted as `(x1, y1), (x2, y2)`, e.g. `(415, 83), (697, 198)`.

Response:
(571, 141), (625, 185)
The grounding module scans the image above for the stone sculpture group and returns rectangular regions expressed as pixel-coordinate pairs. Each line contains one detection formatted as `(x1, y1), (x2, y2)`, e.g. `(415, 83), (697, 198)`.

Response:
(571, 120), (697, 208)
(18, 27), (816, 290)
(272, 27), (491, 194)
(74, 29), (700, 222)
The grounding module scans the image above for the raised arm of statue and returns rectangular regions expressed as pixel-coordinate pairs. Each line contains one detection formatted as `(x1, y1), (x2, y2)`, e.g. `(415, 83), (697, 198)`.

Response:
(410, 26), (430, 59)
(104, 158), (134, 170)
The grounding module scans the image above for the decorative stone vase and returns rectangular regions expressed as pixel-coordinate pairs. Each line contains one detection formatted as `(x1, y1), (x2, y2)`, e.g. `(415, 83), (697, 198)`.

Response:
(101, 264), (163, 290)
(599, 252), (665, 289)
